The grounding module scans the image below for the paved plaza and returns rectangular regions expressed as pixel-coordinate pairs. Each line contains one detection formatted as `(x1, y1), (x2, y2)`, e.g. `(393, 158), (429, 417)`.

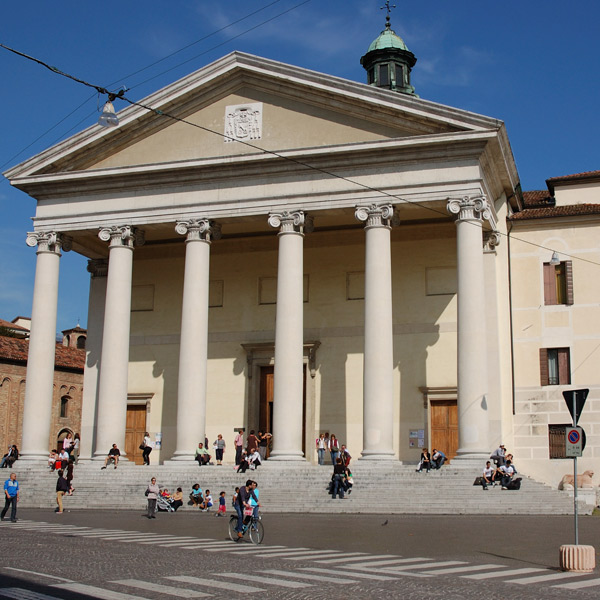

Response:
(0, 510), (598, 599)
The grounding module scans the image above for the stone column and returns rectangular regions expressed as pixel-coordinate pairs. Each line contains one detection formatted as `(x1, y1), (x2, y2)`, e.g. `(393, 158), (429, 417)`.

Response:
(170, 219), (221, 462)
(447, 196), (491, 459)
(267, 211), (312, 461)
(78, 259), (108, 462)
(20, 232), (71, 461)
(93, 226), (144, 459)
(355, 204), (396, 461)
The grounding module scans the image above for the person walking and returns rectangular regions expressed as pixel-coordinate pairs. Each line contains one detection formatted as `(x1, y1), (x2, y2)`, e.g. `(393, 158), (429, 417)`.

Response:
(213, 434), (226, 465)
(55, 469), (69, 514)
(329, 434), (340, 465)
(234, 429), (244, 465)
(145, 477), (160, 518)
(316, 433), (326, 466)
(142, 432), (152, 466)
(1, 472), (19, 522)
(62, 433), (73, 456)
(331, 457), (346, 500)
(72, 433), (81, 464)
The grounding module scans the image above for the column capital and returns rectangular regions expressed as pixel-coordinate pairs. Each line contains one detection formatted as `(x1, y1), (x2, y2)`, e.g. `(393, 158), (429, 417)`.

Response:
(175, 219), (221, 242)
(483, 230), (501, 252)
(355, 204), (395, 228)
(447, 196), (497, 229)
(268, 211), (313, 234)
(98, 225), (145, 248)
(26, 231), (72, 254)
(87, 258), (109, 278)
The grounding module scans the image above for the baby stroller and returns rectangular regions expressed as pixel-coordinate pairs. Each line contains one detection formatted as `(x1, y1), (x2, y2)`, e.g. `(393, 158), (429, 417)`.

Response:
(156, 494), (175, 512)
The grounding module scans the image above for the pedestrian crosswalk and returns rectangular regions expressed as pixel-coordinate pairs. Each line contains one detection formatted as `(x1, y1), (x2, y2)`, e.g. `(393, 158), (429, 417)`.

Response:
(1, 519), (599, 596)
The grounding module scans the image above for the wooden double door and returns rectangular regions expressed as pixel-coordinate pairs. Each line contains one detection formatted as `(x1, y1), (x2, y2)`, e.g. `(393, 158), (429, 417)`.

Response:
(125, 405), (147, 465)
(259, 366), (306, 456)
(430, 399), (458, 461)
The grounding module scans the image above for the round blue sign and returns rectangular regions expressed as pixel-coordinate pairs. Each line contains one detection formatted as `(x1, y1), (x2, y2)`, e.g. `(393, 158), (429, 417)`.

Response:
(568, 430), (580, 444)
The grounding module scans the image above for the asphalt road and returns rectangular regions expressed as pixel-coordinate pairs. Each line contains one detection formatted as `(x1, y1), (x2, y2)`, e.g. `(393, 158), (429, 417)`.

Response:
(0, 508), (599, 600)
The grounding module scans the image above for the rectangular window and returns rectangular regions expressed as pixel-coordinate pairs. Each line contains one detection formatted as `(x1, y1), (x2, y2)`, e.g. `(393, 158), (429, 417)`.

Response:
(367, 67), (375, 84)
(379, 64), (389, 87)
(395, 64), (404, 86)
(543, 261), (573, 305)
(540, 348), (570, 386)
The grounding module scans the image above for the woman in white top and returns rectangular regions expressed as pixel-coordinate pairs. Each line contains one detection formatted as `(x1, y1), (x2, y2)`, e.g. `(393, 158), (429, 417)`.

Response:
(142, 432), (152, 465)
(72, 433), (80, 464)
(62, 433), (73, 455)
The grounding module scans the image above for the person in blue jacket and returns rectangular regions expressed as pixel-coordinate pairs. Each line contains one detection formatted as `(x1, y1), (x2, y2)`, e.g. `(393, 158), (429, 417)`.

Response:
(1, 472), (19, 522)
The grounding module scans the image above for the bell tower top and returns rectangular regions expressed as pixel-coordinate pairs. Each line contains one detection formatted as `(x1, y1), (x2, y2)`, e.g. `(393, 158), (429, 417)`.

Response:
(360, 2), (417, 96)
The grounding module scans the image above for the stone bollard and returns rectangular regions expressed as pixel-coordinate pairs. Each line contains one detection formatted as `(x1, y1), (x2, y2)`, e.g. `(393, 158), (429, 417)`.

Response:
(559, 545), (595, 572)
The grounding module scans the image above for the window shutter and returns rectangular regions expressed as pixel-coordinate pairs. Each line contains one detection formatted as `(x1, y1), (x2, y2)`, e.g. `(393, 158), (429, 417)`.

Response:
(539, 348), (549, 386)
(564, 261), (574, 305)
(558, 349), (570, 385)
(543, 263), (556, 305)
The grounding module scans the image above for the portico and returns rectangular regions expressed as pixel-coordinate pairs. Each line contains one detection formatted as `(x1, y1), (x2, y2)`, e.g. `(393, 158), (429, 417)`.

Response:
(5, 50), (518, 466)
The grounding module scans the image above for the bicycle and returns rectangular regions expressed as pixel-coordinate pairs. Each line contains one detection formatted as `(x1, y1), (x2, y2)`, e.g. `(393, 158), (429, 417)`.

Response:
(228, 509), (264, 544)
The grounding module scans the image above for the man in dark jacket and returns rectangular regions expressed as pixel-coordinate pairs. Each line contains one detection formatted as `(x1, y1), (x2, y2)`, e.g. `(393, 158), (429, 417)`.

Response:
(55, 469), (69, 513)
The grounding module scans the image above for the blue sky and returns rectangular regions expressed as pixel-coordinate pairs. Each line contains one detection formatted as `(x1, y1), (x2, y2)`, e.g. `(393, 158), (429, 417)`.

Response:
(1, 0), (598, 333)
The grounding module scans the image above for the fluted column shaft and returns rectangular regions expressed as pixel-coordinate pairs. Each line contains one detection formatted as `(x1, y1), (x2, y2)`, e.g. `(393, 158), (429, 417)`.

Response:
(447, 197), (490, 458)
(268, 211), (311, 461)
(93, 226), (143, 459)
(170, 219), (220, 461)
(20, 232), (70, 460)
(356, 205), (396, 460)
(78, 259), (108, 462)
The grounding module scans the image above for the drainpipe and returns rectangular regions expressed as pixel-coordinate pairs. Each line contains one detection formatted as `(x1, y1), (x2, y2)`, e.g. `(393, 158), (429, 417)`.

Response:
(507, 219), (516, 416)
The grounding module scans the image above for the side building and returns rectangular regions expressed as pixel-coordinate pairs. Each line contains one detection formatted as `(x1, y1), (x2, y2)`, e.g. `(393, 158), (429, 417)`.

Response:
(0, 321), (85, 455)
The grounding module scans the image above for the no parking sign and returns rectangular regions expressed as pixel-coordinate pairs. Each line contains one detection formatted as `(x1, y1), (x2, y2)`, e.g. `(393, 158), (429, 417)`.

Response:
(565, 426), (583, 457)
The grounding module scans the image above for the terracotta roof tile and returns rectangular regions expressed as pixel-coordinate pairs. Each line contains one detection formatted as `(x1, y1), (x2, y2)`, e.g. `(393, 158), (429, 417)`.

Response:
(0, 318), (29, 332)
(0, 336), (85, 370)
(510, 204), (600, 221)
(522, 190), (554, 207)
(546, 170), (600, 183)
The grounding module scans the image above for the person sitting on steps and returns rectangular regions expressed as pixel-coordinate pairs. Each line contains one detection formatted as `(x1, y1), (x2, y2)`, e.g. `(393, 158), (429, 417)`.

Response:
(100, 444), (120, 469)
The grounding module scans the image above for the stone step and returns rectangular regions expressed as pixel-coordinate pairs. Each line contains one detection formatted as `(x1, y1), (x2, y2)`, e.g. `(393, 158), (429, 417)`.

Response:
(8, 461), (589, 515)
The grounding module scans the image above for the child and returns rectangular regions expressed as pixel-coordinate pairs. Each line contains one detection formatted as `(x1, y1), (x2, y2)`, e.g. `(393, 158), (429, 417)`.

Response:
(232, 487), (239, 509)
(201, 489), (213, 512)
(216, 491), (227, 517)
(190, 483), (203, 507)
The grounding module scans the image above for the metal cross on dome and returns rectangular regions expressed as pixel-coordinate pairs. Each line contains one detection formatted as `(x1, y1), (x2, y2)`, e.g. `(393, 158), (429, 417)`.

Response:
(381, 1), (396, 17)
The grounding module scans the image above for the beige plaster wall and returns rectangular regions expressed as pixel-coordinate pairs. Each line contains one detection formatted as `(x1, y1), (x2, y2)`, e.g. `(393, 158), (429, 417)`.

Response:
(125, 225), (464, 464)
(554, 182), (600, 207)
(90, 87), (414, 171)
(510, 217), (600, 486)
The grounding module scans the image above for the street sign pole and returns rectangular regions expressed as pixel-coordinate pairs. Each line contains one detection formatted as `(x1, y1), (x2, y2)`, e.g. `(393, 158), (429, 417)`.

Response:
(572, 394), (578, 546)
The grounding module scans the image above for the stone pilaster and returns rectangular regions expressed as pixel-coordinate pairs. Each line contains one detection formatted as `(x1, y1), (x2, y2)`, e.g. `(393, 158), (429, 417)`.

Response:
(447, 196), (492, 459)
(169, 219), (221, 462)
(355, 204), (396, 461)
(267, 211), (312, 461)
(93, 226), (144, 460)
(20, 232), (71, 460)
(78, 259), (108, 462)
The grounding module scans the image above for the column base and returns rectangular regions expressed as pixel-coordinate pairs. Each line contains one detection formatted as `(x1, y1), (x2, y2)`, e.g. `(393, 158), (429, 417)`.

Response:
(266, 451), (306, 462)
(91, 453), (129, 462)
(450, 450), (490, 467)
(166, 453), (197, 462)
(359, 451), (397, 461)
(16, 453), (50, 463)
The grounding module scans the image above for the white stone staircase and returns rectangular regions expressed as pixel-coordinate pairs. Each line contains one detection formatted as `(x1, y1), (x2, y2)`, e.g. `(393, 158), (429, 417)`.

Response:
(8, 461), (592, 515)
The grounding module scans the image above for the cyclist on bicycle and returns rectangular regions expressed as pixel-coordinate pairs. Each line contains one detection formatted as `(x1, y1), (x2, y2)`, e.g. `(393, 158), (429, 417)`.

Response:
(235, 479), (258, 539)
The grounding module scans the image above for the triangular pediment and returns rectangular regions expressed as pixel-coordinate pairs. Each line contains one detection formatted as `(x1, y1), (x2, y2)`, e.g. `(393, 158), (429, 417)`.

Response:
(5, 52), (502, 179)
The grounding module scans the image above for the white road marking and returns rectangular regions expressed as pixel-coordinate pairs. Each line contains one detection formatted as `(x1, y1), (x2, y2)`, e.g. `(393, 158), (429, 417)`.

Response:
(218, 573), (312, 589)
(385, 560), (466, 572)
(243, 547), (309, 555)
(51, 582), (152, 599)
(299, 567), (397, 581)
(2, 569), (72, 583)
(167, 576), (264, 593)
(223, 545), (288, 552)
(339, 564), (432, 579)
(507, 571), (588, 584)
(113, 579), (209, 597)
(421, 564), (502, 575)
(0, 588), (60, 599)
(252, 549), (340, 558)
(313, 552), (370, 563)
(262, 569), (359, 584)
(553, 577), (600, 589)
(139, 537), (201, 545)
(343, 557), (433, 569)
(463, 567), (546, 580)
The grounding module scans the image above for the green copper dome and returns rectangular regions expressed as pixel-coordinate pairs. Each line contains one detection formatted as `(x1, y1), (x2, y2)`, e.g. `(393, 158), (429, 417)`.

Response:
(367, 24), (410, 53)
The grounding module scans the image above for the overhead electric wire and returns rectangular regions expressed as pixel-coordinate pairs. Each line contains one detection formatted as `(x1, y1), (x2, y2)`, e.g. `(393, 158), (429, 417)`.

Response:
(1, 41), (599, 269)
(0, 0), (307, 173)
